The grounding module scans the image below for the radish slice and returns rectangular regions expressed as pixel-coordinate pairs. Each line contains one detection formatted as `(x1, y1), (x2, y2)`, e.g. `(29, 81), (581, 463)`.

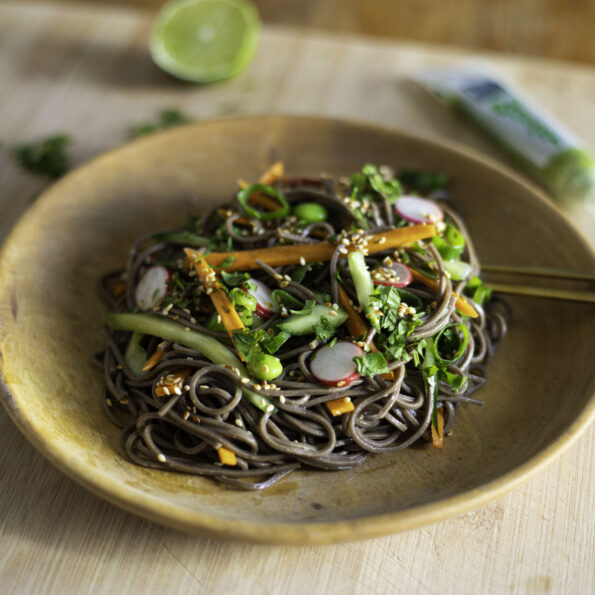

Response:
(310, 341), (363, 387)
(135, 266), (170, 310)
(243, 278), (278, 318)
(395, 195), (444, 224)
(372, 262), (412, 288)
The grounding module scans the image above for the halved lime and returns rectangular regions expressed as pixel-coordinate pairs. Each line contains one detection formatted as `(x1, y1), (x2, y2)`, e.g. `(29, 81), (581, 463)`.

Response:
(150, 0), (261, 83)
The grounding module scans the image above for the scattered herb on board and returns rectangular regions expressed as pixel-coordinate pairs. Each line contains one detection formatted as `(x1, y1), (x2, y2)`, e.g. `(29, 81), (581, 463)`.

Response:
(12, 134), (71, 179)
(129, 108), (194, 138)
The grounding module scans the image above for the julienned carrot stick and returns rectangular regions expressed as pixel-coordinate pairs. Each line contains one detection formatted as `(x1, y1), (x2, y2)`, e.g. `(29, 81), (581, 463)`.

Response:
(337, 285), (394, 381)
(409, 269), (478, 318)
(184, 248), (245, 339)
(325, 397), (355, 417)
(217, 446), (237, 466)
(204, 224), (436, 272)
(259, 161), (284, 185)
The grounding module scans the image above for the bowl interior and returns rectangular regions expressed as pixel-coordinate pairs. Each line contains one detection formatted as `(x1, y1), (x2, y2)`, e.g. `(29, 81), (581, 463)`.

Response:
(1, 116), (593, 543)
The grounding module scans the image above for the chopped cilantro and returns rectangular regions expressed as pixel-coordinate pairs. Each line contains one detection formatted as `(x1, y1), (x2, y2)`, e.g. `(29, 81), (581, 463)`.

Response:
(13, 134), (70, 179)
(353, 352), (389, 376)
(129, 108), (194, 138)
(221, 270), (250, 287)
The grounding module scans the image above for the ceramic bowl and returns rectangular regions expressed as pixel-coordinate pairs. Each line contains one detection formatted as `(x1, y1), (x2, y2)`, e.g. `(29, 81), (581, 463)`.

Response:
(1, 116), (593, 544)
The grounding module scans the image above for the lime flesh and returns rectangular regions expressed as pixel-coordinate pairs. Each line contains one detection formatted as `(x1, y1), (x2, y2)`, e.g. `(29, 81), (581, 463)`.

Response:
(150, 0), (261, 83)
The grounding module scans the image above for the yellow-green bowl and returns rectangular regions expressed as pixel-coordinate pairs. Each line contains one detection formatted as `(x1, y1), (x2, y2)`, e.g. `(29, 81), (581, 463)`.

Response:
(1, 116), (593, 544)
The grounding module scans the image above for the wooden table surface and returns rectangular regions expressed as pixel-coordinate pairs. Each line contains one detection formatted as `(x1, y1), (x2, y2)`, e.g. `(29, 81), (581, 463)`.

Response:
(0, 2), (593, 593)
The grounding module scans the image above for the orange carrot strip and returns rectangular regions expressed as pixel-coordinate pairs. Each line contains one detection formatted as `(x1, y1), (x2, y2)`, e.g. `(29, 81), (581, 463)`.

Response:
(325, 397), (355, 417)
(237, 177), (284, 211)
(155, 369), (190, 397)
(112, 281), (127, 299)
(337, 285), (394, 381)
(217, 446), (237, 466)
(141, 341), (169, 372)
(431, 407), (444, 448)
(259, 161), (284, 185)
(204, 224), (436, 272)
(184, 248), (245, 339)
(409, 269), (478, 318)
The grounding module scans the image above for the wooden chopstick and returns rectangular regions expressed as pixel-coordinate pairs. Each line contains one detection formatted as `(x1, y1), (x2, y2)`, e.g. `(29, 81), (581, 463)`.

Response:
(481, 264), (595, 303)
(481, 264), (595, 282)
(483, 282), (595, 304)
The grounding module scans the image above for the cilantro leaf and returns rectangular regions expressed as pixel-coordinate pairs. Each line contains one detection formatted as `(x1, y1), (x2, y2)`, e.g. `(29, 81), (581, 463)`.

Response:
(13, 134), (70, 179)
(353, 352), (389, 376)
(221, 270), (250, 287)
(313, 317), (336, 343)
(129, 108), (194, 138)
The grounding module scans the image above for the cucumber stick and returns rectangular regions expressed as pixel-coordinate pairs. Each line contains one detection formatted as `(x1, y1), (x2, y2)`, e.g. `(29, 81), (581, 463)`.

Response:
(105, 313), (274, 412)
(277, 305), (347, 335)
(347, 251), (374, 309)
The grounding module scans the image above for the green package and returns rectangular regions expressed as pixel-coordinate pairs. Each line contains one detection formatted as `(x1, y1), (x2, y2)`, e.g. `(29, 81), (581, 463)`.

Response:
(415, 69), (595, 209)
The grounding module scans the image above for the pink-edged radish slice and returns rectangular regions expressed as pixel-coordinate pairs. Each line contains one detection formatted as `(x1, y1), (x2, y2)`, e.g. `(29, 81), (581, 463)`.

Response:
(372, 262), (412, 288)
(310, 341), (363, 387)
(394, 195), (444, 224)
(135, 266), (170, 310)
(242, 278), (278, 318)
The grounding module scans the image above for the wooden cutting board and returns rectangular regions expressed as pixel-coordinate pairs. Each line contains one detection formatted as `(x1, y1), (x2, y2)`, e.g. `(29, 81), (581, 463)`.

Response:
(0, 2), (593, 593)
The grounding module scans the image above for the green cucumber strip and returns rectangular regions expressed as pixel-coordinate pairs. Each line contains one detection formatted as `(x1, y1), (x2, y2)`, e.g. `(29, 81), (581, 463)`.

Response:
(444, 260), (472, 281)
(124, 332), (147, 376)
(347, 251), (374, 309)
(277, 305), (347, 336)
(105, 313), (274, 412)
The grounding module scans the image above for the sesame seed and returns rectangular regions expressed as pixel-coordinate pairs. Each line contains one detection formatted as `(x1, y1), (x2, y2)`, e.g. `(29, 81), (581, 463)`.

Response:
(184, 326), (190, 332)
(283, 274), (292, 282)
(266, 404), (275, 413)
(279, 395), (286, 403)
(280, 280), (289, 288)
(217, 314), (222, 324)
(299, 257), (306, 266)
(120, 397), (129, 405)
(235, 418), (244, 427)
(106, 398), (112, 407)
(183, 384), (191, 391)
(263, 365), (269, 373)
(199, 384), (209, 390)
(183, 411), (190, 420)
(240, 377), (250, 384)
(309, 341), (317, 349)
(254, 384), (262, 391)
(337, 381), (346, 387)
(174, 387), (182, 395)
(157, 454), (166, 462)
(328, 310), (338, 316)
(274, 273), (283, 280)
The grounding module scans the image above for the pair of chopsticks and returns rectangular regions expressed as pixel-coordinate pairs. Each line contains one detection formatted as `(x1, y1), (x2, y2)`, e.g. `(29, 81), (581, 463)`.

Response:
(481, 264), (595, 304)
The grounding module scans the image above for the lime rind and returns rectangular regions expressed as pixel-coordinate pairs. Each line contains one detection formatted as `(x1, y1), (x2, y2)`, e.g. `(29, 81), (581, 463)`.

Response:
(150, 0), (261, 83)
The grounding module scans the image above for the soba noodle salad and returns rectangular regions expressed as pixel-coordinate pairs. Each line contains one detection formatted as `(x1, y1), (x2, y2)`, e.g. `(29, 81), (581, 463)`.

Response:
(100, 163), (508, 490)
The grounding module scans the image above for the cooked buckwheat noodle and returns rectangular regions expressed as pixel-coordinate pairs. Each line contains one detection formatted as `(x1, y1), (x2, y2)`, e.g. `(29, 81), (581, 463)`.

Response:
(99, 172), (508, 490)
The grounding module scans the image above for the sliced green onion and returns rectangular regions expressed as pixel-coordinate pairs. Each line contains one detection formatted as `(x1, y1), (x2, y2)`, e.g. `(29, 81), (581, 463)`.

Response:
(237, 184), (290, 221)
(432, 323), (470, 364)
(444, 260), (472, 281)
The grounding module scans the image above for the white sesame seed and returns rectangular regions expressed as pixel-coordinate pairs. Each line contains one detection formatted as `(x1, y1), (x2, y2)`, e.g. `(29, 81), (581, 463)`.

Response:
(266, 404), (275, 413)
(106, 398), (112, 407)
(183, 411), (190, 420)
(157, 454), (166, 463)
(299, 257), (306, 266)
(235, 418), (244, 427)
(254, 384), (262, 391)
(279, 395), (286, 403)
(241, 377), (250, 384)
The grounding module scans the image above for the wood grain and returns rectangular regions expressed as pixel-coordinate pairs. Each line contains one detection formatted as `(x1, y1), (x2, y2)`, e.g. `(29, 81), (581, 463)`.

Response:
(0, 1), (593, 593)
(51, 0), (595, 65)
